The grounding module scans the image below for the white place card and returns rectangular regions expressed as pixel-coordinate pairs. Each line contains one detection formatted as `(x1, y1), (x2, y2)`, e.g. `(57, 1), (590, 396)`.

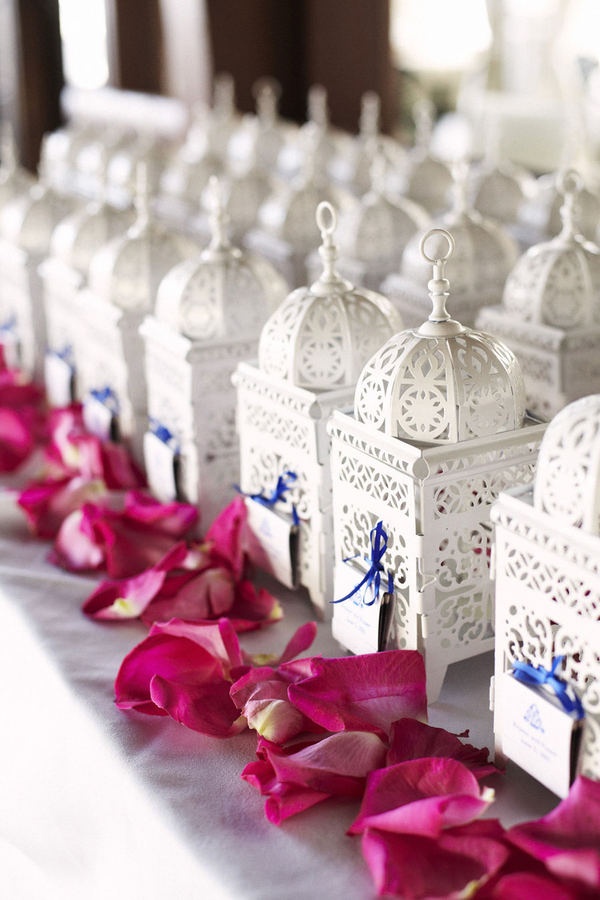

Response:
(245, 498), (299, 590)
(499, 671), (583, 798)
(45, 352), (74, 408)
(332, 559), (395, 655)
(0, 329), (20, 369)
(144, 430), (179, 502)
(83, 393), (118, 442)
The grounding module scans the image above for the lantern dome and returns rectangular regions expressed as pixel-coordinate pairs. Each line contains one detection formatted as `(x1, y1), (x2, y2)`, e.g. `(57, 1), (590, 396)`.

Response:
(336, 151), (429, 268)
(502, 170), (600, 329)
(49, 199), (134, 276)
(88, 165), (194, 312)
(154, 177), (287, 340)
(533, 394), (600, 534)
(400, 168), (519, 305)
(258, 200), (400, 390)
(354, 228), (526, 444)
(0, 182), (77, 254)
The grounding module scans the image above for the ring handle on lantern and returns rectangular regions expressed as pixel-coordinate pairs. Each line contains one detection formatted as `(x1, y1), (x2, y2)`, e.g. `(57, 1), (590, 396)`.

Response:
(420, 227), (455, 267)
(316, 200), (337, 238)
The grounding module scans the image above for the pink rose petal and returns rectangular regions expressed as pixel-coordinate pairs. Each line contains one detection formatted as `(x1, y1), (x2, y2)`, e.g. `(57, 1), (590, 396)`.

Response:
(349, 757), (494, 836)
(149, 673), (246, 737)
(115, 633), (223, 715)
(287, 650), (427, 738)
(508, 775), (600, 891)
(362, 821), (509, 900)
(18, 475), (107, 538)
(388, 718), (499, 779)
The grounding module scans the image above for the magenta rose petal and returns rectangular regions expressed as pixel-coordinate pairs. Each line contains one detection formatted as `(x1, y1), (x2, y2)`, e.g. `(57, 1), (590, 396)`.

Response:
(203, 496), (248, 579)
(115, 633), (222, 715)
(149, 674), (246, 737)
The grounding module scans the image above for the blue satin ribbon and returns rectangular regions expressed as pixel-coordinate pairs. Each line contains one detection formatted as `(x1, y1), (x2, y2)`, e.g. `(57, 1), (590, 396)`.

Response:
(51, 344), (74, 367)
(150, 419), (178, 449)
(512, 656), (585, 719)
(333, 520), (394, 607)
(238, 470), (300, 526)
(91, 386), (119, 411)
(0, 316), (17, 332)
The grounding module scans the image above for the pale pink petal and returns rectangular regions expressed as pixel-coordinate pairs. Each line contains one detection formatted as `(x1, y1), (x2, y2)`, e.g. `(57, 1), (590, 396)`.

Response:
(361, 822), (509, 899)
(287, 650), (427, 737)
(50, 507), (105, 571)
(388, 718), (499, 779)
(349, 757), (494, 836)
(230, 667), (319, 743)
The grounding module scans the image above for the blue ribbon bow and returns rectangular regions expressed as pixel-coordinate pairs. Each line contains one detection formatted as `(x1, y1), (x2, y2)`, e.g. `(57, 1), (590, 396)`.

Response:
(237, 470), (300, 526)
(0, 315), (17, 333)
(512, 656), (585, 719)
(333, 520), (394, 607)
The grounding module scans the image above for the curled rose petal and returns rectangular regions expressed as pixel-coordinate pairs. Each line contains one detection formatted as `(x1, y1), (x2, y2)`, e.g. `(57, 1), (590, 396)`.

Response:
(242, 731), (387, 824)
(49, 507), (106, 571)
(148, 618), (246, 675)
(361, 821), (509, 900)
(507, 775), (600, 892)
(83, 567), (170, 620)
(115, 633), (224, 716)
(287, 650), (427, 738)
(203, 496), (248, 580)
(349, 757), (494, 836)
(231, 663), (321, 744)
(388, 718), (499, 779)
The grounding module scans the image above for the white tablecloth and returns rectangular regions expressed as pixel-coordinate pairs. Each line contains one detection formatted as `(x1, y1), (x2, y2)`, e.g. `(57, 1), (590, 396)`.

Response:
(0, 496), (557, 900)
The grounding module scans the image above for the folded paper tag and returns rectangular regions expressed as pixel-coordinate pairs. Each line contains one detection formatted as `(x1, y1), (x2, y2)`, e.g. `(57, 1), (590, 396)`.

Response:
(245, 497), (299, 590)
(499, 671), (583, 798)
(332, 559), (395, 655)
(83, 391), (119, 442)
(45, 351), (74, 408)
(144, 429), (179, 502)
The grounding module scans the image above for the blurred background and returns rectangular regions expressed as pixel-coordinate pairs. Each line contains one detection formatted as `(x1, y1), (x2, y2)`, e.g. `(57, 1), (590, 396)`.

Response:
(2, 0), (600, 177)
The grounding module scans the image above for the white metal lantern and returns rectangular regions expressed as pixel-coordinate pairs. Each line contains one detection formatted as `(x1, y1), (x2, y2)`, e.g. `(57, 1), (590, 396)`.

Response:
(518, 169), (600, 246)
(398, 100), (453, 215)
(235, 201), (400, 615)
(227, 78), (292, 177)
(382, 167), (519, 329)
(477, 169), (600, 419)
(329, 227), (546, 700)
(141, 177), (287, 523)
(492, 394), (600, 795)
(328, 150), (430, 291)
(40, 196), (135, 406)
(245, 148), (351, 288)
(0, 181), (79, 378)
(277, 85), (340, 183)
(75, 166), (196, 462)
(329, 91), (406, 197)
